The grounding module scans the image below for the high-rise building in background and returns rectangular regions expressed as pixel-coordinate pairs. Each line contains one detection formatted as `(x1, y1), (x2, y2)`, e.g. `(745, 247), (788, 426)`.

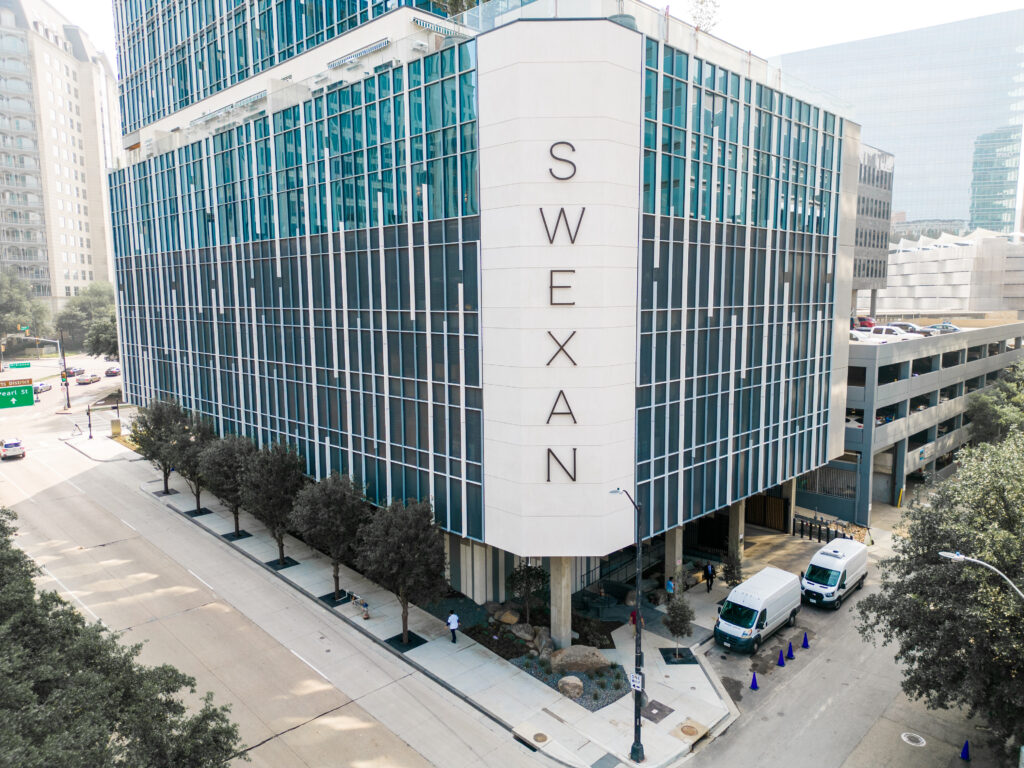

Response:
(777, 10), (1024, 236)
(970, 125), (1023, 233)
(853, 144), (894, 313)
(110, 0), (858, 639)
(0, 0), (121, 313)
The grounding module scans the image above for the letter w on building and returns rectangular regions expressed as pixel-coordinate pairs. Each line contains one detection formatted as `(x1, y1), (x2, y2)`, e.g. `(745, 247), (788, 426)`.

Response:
(539, 208), (586, 244)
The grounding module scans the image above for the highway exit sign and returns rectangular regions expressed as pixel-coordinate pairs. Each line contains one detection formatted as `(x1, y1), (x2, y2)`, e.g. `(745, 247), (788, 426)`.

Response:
(0, 385), (33, 409)
(8, 362), (29, 368)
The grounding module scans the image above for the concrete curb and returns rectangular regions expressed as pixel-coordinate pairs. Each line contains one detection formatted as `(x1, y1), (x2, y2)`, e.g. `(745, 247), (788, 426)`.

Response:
(139, 481), (583, 768)
(60, 436), (130, 463)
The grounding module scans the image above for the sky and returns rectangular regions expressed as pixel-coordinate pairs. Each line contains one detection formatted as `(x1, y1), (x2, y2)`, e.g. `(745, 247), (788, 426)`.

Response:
(44, 0), (1024, 71)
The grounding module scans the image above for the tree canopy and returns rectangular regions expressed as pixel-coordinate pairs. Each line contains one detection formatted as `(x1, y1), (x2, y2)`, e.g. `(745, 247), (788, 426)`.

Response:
(84, 309), (118, 359)
(964, 360), (1024, 443)
(506, 562), (548, 626)
(0, 271), (49, 346)
(165, 415), (217, 514)
(199, 436), (257, 538)
(0, 506), (245, 767)
(56, 282), (115, 350)
(239, 444), (306, 566)
(131, 399), (188, 494)
(857, 432), (1024, 754)
(291, 474), (367, 600)
(357, 500), (447, 644)
(663, 595), (695, 657)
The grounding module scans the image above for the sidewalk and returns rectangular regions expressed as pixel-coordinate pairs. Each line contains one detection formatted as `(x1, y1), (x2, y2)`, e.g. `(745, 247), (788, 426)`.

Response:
(142, 474), (735, 768)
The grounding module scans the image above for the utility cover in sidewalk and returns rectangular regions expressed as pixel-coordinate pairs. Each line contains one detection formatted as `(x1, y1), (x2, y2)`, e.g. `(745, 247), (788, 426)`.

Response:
(152, 488), (178, 497)
(186, 507), (214, 518)
(590, 754), (621, 768)
(640, 699), (674, 723)
(222, 530), (251, 541)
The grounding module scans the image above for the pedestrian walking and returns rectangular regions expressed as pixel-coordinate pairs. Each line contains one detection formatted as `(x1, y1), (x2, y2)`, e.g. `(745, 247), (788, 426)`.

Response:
(630, 608), (645, 636)
(704, 562), (715, 592)
(665, 576), (675, 597)
(447, 610), (459, 643)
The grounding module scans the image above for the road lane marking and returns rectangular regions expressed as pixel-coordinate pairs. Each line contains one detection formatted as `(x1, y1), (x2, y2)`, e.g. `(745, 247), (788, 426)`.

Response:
(187, 569), (215, 592)
(120, 519), (136, 531)
(290, 649), (329, 681)
(38, 564), (104, 626)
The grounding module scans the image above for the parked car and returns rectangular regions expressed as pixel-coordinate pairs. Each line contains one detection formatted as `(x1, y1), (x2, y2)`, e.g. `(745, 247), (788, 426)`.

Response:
(927, 322), (962, 334)
(889, 321), (938, 337)
(714, 566), (801, 654)
(854, 315), (876, 328)
(105, 365), (121, 377)
(32, 382), (52, 394)
(0, 438), (25, 459)
(870, 325), (925, 340)
(76, 373), (101, 385)
(801, 538), (868, 611)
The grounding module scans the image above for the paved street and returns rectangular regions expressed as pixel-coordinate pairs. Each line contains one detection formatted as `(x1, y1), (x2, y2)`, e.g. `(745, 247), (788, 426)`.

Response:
(685, 511), (1001, 768)
(0, 354), (1006, 767)
(0, 359), (548, 768)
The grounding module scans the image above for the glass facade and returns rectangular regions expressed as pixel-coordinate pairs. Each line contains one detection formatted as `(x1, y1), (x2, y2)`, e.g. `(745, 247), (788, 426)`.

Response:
(114, 0), (443, 135)
(970, 125), (1022, 232)
(778, 9), (1024, 233)
(635, 37), (843, 536)
(111, 43), (485, 538)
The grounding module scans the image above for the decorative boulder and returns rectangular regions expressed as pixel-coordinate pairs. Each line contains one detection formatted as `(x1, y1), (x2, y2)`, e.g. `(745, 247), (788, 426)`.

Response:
(557, 675), (584, 698)
(551, 645), (610, 675)
(484, 600), (502, 616)
(539, 646), (553, 662)
(510, 622), (535, 642)
(624, 589), (637, 607)
(498, 609), (520, 625)
(533, 626), (551, 646)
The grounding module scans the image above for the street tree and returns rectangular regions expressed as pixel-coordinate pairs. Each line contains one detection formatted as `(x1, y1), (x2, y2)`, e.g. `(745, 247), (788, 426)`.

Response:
(0, 271), (49, 345)
(0, 506), (246, 767)
(84, 309), (119, 359)
(662, 594), (695, 659)
(240, 443), (306, 566)
(131, 399), (188, 494)
(55, 282), (115, 349)
(199, 435), (257, 538)
(964, 360), (1024, 443)
(857, 432), (1024, 755)
(166, 415), (217, 515)
(357, 500), (447, 644)
(721, 552), (744, 588)
(291, 473), (368, 600)
(506, 562), (549, 626)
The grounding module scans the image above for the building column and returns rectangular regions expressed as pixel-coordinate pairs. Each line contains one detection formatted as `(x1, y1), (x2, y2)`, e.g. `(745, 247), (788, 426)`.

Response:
(869, 289), (878, 317)
(856, 455), (873, 527)
(549, 556), (572, 649)
(471, 543), (488, 604)
(727, 499), (745, 564)
(781, 478), (797, 534)
(664, 526), (684, 585)
(891, 439), (907, 507)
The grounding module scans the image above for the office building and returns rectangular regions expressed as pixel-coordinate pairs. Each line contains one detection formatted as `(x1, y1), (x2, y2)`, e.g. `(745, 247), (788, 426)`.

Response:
(853, 144), (893, 313)
(0, 0), (121, 312)
(111, 0), (858, 644)
(777, 10), (1024, 235)
(856, 230), (1024, 318)
(798, 324), (1024, 526)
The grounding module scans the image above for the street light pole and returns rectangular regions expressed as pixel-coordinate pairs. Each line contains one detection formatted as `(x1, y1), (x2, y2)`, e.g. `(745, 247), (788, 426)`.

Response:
(938, 551), (1024, 602)
(611, 487), (645, 763)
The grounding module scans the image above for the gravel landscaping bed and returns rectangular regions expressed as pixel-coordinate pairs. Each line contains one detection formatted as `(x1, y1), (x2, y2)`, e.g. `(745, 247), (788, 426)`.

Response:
(509, 656), (631, 712)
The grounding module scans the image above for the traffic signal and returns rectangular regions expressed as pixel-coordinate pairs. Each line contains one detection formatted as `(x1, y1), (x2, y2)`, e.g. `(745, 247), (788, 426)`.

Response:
(60, 371), (67, 384)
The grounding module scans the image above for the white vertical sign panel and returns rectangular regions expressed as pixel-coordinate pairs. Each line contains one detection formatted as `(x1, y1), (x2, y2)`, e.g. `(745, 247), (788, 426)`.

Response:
(477, 20), (642, 557)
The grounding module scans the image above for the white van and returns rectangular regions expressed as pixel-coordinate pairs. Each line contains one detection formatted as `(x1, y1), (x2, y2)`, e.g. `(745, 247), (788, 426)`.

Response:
(801, 538), (868, 610)
(713, 566), (801, 654)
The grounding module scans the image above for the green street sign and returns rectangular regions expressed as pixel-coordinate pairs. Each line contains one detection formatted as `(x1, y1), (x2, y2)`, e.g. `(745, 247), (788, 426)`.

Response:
(8, 362), (29, 368)
(0, 385), (33, 409)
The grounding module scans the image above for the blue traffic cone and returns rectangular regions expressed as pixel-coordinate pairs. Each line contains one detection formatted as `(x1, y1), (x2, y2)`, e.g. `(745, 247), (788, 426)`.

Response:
(750, 672), (759, 691)
(960, 740), (970, 761)
(787, 642), (795, 660)
(802, 632), (809, 649)
(777, 650), (786, 667)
